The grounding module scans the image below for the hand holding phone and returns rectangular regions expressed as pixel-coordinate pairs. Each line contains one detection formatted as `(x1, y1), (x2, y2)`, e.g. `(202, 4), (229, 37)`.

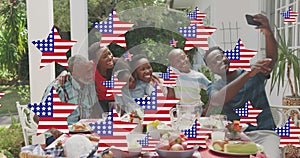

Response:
(245, 14), (261, 26)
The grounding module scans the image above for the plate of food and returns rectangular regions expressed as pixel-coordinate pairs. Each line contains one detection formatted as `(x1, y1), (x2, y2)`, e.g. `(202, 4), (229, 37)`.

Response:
(208, 140), (264, 156)
(155, 132), (199, 158)
(69, 122), (93, 134)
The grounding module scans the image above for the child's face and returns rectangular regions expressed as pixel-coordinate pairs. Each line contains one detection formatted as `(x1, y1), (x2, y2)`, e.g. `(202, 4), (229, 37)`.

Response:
(171, 51), (190, 73)
(134, 58), (153, 83)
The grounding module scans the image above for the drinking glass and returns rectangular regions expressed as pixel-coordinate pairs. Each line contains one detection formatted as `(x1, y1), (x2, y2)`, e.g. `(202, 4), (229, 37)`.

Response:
(209, 114), (227, 129)
(170, 102), (202, 130)
(211, 129), (226, 142)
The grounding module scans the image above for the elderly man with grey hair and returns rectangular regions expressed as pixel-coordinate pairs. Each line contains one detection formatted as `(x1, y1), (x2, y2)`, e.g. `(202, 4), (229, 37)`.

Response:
(41, 54), (100, 124)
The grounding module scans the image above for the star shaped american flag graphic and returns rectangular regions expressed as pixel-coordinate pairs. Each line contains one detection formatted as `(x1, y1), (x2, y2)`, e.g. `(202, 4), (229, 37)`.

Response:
(236, 101), (300, 148)
(122, 51), (133, 61)
(235, 100), (262, 127)
(274, 118), (300, 148)
(93, 9), (134, 48)
(187, 7), (207, 26)
(159, 66), (179, 87)
(223, 38), (257, 72)
(281, 7), (298, 24)
(178, 7), (216, 52)
(32, 26), (77, 69)
(28, 88), (78, 135)
(169, 38), (178, 47)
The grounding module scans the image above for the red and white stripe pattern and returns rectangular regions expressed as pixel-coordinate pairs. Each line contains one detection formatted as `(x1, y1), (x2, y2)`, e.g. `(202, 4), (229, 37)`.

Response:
(105, 75), (126, 97)
(0, 92), (4, 99)
(32, 26), (76, 69)
(187, 7), (207, 26)
(223, 39), (257, 72)
(281, 7), (298, 24)
(238, 101), (261, 126)
(278, 119), (300, 148)
(93, 10), (134, 48)
(159, 67), (179, 87)
(97, 86), (180, 152)
(28, 88), (78, 135)
(180, 8), (216, 52)
(180, 25), (216, 52)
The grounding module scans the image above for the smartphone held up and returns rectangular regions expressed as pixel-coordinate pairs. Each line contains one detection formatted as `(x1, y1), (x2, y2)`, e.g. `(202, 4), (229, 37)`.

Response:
(245, 14), (262, 26)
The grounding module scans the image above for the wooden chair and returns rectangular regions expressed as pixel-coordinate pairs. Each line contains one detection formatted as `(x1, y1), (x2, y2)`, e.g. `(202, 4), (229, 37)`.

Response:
(16, 101), (44, 146)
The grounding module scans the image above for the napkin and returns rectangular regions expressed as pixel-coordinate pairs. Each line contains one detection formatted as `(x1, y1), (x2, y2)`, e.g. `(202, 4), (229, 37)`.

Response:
(21, 144), (46, 156)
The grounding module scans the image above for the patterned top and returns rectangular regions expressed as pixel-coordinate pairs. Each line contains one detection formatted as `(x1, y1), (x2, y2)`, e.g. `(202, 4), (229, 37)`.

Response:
(207, 69), (276, 132)
(171, 67), (211, 104)
(42, 73), (98, 124)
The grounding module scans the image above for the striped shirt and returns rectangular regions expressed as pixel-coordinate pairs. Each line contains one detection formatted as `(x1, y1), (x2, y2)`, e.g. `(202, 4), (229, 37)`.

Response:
(171, 67), (211, 104)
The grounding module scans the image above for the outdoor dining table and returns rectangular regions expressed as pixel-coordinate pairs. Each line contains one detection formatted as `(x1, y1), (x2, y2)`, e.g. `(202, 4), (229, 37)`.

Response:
(43, 118), (267, 158)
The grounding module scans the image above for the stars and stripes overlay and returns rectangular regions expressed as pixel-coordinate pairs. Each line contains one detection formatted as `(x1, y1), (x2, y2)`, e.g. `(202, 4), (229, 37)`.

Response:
(169, 38), (178, 47)
(178, 7), (216, 52)
(235, 100), (261, 127)
(122, 51), (133, 61)
(0, 92), (4, 99)
(28, 88), (78, 134)
(274, 119), (300, 148)
(134, 86), (157, 110)
(187, 7), (207, 26)
(235, 100), (300, 148)
(223, 38), (257, 72)
(281, 7), (298, 24)
(102, 75), (126, 97)
(93, 9), (134, 48)
(32, 26), (76, 69)
(93, 85), (180, 152)
(159, 66), (179, 87)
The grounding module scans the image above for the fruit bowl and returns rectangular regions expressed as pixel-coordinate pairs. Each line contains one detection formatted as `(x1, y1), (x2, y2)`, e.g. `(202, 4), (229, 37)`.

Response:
(155, 145), (199, 158)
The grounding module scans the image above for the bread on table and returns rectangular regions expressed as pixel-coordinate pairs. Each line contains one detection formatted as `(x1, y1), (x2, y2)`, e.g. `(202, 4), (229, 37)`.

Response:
(72, 122), (87, 131)
(212, 140), (228, 151)
(224, 142), (258, 153)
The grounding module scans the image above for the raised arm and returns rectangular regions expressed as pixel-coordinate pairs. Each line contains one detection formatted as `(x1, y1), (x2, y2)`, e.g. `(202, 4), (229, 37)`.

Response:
(253, 14), (278, 71)
(208, 59), (272, 106)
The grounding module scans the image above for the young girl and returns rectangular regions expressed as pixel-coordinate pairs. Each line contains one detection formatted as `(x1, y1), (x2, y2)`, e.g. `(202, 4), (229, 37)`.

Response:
(129, 54), (173, 98)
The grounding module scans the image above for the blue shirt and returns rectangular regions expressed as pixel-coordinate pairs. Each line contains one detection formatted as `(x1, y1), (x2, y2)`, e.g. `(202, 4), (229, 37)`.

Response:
(207, 69), (276, 132)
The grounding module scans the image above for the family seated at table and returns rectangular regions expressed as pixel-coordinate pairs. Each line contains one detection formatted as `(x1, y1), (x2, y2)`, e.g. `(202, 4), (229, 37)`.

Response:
(29, 13), (281, 158)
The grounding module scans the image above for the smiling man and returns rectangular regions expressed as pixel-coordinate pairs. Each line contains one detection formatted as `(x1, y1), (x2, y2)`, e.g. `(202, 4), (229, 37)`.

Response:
(204, 14), (280, 158)
(42, 54), (99, 124)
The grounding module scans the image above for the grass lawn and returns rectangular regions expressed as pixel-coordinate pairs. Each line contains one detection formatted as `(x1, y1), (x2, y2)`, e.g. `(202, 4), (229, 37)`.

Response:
(0, 85), (30, 115)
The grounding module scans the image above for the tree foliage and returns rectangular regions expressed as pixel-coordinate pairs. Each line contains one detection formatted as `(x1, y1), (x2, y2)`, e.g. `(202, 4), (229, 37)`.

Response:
(0, 0), (27, 84)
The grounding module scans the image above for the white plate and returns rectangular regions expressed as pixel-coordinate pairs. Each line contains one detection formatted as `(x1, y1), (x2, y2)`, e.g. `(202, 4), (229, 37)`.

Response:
(208, 143), (264, 156)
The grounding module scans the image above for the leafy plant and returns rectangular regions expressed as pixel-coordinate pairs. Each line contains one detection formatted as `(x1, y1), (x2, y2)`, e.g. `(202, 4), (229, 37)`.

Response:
(0, 0), (28, 84)
(0, 114), (24, 158)
(198, 66), (215, 107)
(270, 27), (300, 97)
